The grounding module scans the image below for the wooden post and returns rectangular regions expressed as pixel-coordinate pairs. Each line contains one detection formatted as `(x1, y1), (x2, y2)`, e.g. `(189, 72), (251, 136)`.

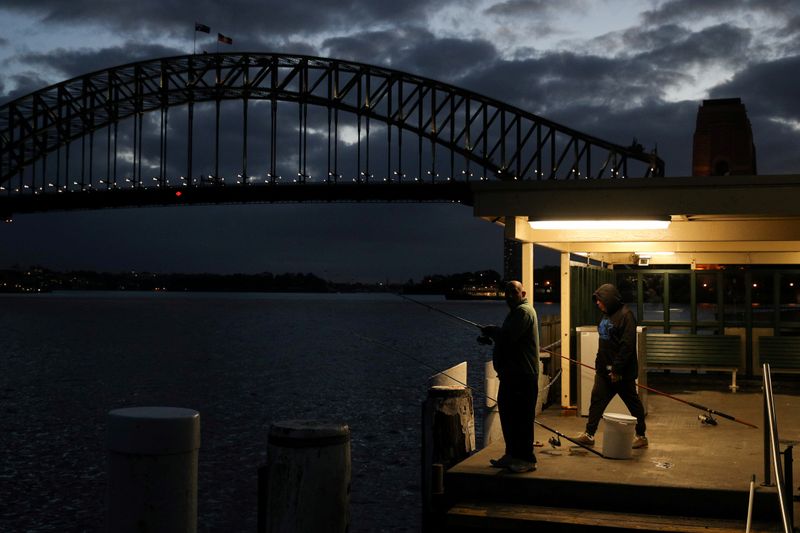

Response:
(106, 406), (200, 533)
(422, 384), (475, 529)
(561, 252), (572, 409)
(264, 420), (350, 533)
(521, 241), (534, 294)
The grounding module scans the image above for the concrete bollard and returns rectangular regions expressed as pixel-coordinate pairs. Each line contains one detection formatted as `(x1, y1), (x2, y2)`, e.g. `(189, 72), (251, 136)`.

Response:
(106, 406), (200, 533)
(264, 420), (351, 533)
(484, 359), (547, 447)
(484, 361), (502, 447)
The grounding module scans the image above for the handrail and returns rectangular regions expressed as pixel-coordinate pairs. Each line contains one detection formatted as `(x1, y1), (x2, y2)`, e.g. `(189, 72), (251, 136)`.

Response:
(762, 363), (792, 533)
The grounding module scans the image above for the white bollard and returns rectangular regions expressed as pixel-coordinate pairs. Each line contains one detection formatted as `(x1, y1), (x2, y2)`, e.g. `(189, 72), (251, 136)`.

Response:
(264, 420), (351, 533)
(484, 360), (502, 447)
(106, 406), (200, 533)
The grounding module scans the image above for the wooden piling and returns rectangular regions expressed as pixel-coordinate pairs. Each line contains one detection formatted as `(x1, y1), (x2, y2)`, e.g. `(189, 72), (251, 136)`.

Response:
(421, 385), (475, 530)
(263, 420), (350, 533)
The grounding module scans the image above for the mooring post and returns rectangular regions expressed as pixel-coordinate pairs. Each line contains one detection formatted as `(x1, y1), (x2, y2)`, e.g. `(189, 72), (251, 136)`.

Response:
(421, 372), (475, 531)
(263, 420), (351, 533)
(106, 406), (200, 533)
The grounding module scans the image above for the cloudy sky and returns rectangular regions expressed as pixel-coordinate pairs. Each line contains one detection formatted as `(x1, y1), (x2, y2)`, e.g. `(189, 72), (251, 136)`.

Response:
(1, 0), (799, 281)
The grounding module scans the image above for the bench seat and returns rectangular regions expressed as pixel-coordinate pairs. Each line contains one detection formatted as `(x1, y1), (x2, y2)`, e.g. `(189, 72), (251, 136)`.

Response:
(758, 337), (800, 373)
(646, 334), (741, 391)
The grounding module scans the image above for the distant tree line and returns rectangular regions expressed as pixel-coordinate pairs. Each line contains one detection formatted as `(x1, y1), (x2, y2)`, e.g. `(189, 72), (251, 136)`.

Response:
(0, 265), (561, 299)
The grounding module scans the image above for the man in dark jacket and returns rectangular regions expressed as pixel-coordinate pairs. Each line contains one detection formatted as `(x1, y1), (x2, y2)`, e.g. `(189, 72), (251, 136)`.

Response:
(574, 283), (648, 449)
(480, 280), (540, 473)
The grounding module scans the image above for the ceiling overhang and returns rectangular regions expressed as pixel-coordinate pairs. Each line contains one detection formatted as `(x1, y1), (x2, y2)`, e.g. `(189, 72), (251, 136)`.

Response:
(472, 174), (800, 266)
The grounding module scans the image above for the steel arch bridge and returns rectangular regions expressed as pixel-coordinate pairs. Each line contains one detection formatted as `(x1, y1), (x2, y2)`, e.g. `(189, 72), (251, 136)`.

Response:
(0, 52), (663, 217)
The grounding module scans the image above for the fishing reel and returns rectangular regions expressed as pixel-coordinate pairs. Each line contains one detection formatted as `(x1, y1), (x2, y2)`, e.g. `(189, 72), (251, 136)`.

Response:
(477, 335), (493, 345)
(548, 435), (562, 448)
(698, 413), (718, 426)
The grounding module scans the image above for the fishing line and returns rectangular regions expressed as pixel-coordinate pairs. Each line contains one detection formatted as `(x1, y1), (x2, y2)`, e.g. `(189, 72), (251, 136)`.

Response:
(354, 332), (606, 458)
(545, 340), (758, 429)
(399, 294), (758, 429)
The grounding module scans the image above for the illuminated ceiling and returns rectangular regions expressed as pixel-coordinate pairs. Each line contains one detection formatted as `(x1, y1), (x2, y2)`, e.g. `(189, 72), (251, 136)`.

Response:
(472, 175), (800, 266)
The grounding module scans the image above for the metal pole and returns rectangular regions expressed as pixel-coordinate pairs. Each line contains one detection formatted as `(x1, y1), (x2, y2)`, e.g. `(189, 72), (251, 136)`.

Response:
(763, 364), (792, 533)
(763, 376), (772, 485)
(783, 445), (794, 529)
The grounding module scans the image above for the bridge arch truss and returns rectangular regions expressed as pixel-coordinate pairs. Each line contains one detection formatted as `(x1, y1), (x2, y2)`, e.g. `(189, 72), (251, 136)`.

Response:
(0, 53), (663, 212)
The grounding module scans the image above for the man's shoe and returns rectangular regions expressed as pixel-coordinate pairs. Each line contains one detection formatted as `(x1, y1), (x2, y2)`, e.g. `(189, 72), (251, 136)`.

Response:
(508, 459), (536, 473)
(489, 454), (512, 468)
(573, 432), (595, 446)
(632, 435), (649, 449)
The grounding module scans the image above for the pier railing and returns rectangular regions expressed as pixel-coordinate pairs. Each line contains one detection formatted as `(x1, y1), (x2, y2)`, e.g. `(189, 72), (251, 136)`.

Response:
(761, 363), (794, 532)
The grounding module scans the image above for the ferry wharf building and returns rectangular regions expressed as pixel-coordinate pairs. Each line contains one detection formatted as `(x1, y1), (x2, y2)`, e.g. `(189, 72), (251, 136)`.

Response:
(477, 98), (800, 409)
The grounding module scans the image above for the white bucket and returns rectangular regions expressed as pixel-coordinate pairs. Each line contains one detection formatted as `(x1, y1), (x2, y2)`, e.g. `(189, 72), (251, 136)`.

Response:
(601, 412), (636, 459)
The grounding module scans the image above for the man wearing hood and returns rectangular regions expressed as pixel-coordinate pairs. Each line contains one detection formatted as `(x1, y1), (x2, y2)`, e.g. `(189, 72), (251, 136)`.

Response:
(574, 283), (648, 449)
(480, 280), (540, 473)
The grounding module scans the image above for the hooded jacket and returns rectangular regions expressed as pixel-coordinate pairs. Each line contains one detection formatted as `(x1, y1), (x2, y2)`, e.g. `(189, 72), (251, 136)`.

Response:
(593, 284), (638, 380)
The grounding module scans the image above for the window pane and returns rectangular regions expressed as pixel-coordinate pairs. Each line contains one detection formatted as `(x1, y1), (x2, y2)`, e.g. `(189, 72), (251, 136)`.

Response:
(696, 273), (719, 323)
(780, 273), (800, 322)
(668, 274), (691, 323)
(697, 327), (723, 336)
(751, 272), (774, 324)
(617, 273), (638, 322)
(642, 274), (664, 322)
(723, 272), (745, 324)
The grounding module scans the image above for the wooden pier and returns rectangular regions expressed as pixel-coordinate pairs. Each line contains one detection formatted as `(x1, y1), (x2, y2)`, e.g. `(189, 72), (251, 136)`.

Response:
(437, 375), (799, 532)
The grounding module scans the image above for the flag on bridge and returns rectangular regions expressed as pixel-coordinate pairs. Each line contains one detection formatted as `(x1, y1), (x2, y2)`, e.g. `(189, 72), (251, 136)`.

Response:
(218, 33), (233, 45)
(195, 22), (210, 33)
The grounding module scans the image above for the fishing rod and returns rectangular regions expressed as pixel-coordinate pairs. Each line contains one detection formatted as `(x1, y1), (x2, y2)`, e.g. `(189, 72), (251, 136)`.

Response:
(550, 344), (759, 429)
(399, 294), (759, 429)
(397, 293), (485, 329)
(353, 332), (608, 459)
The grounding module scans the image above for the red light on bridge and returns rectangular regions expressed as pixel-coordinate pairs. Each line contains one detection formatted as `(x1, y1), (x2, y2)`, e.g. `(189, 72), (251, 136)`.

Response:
(175, 191), (183, 197)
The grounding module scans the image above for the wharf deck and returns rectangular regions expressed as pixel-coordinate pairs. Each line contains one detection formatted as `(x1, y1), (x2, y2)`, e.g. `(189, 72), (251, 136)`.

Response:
(442, 375), (800, 532)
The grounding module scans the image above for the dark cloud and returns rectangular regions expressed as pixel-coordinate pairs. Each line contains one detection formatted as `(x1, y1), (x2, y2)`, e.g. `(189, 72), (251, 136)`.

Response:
(483, 0), (579, 17)
(709, 55), (800, 173)
(642, 0), (800, 26)
(323, 28), (498, 80)
(14, 42), (185, 80)
(781, 15), (800, 36)
(711, 55), (800, 122)
(0, 0), (448, 40)
(635, 24), (753, 71)
(0, 71), (52, 105)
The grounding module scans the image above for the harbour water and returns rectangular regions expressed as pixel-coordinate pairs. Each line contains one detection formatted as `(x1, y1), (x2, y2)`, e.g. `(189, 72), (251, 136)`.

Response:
(0, 291), (560, 532)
